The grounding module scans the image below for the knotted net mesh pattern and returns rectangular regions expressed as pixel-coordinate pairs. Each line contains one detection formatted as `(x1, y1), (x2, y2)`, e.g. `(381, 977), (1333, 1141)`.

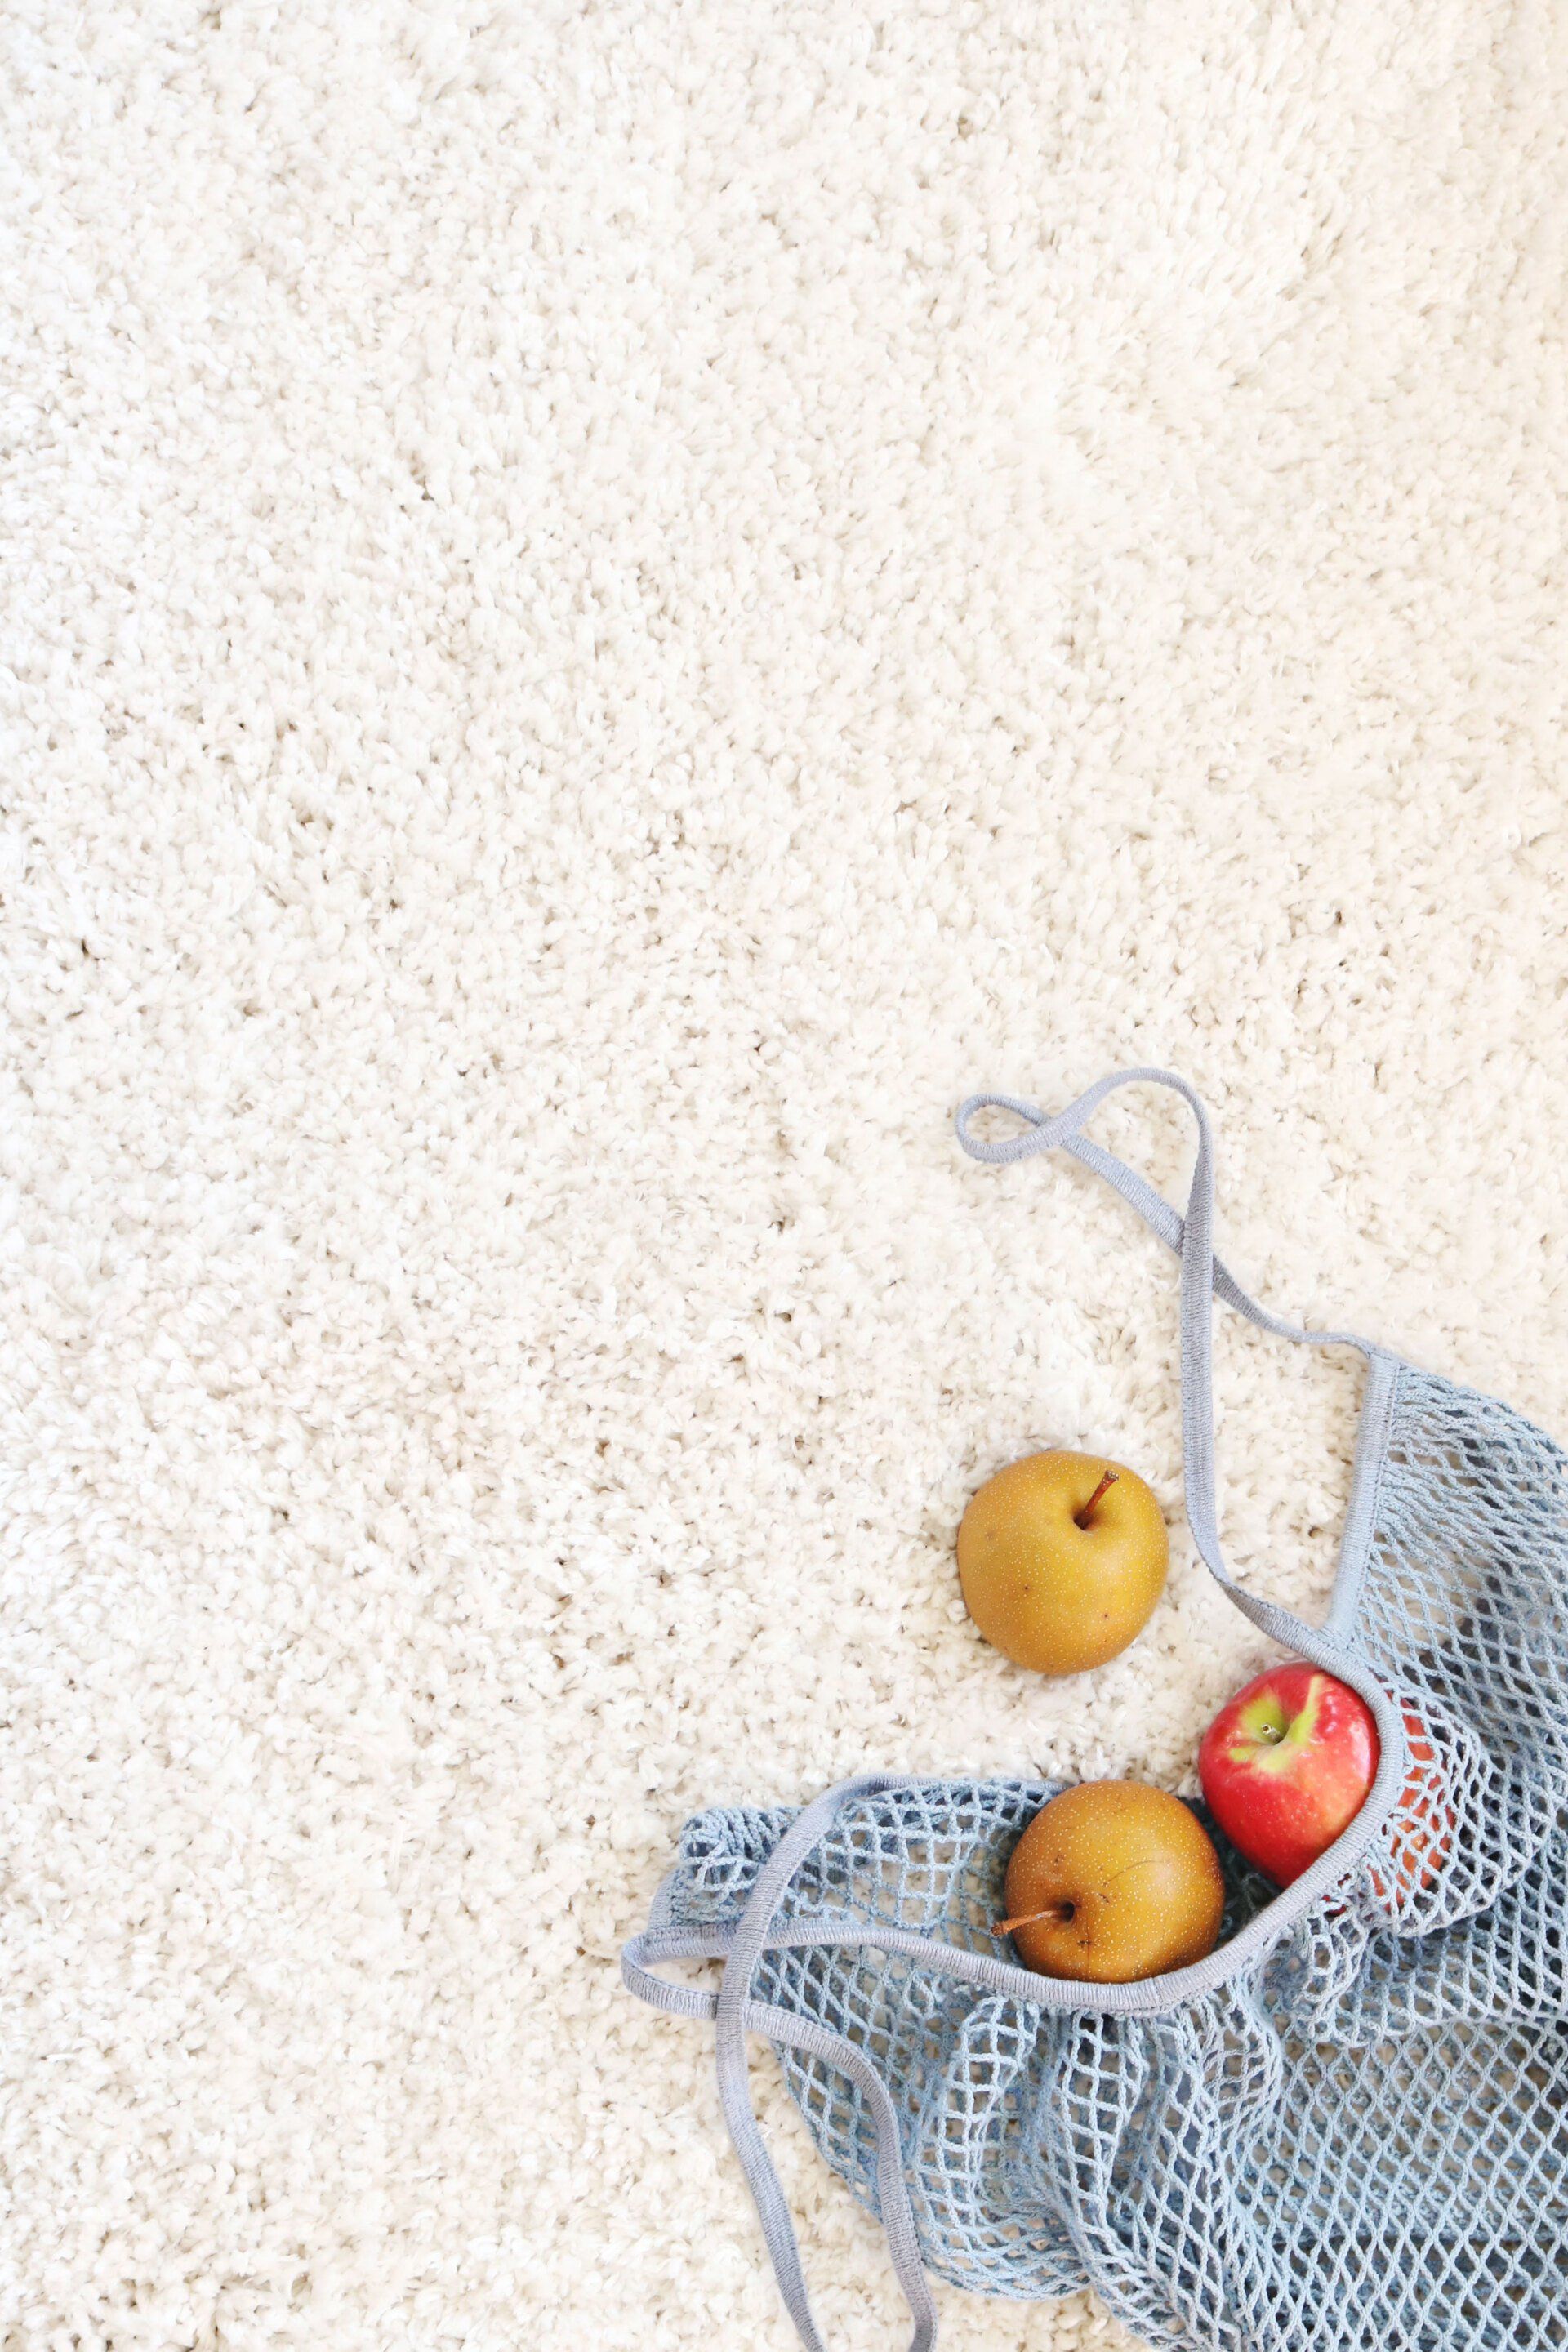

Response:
(654, 1365), (1568, 2351)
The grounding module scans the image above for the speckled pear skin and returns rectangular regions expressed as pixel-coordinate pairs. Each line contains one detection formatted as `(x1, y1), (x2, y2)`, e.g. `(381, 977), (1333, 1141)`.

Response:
(1002, 1782), (1226, 1983)
(956, 1450), (1169, 1674)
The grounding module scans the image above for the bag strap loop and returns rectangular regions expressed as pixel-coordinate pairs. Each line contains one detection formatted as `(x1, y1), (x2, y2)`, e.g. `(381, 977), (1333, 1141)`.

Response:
(955, 1070), (1405, 1773)
(714, 1774), (938, 2352)
(955, 1073), (1370, 1357)
(959, 1067), (1373, 1618)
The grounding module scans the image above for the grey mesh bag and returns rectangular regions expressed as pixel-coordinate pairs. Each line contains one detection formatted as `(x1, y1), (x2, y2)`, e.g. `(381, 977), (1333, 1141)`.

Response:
(622, 1071), (1568, 2352)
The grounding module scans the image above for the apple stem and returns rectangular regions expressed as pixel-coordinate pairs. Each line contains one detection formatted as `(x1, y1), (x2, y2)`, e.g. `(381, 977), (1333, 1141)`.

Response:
(1075, 1470), (1118, 1530)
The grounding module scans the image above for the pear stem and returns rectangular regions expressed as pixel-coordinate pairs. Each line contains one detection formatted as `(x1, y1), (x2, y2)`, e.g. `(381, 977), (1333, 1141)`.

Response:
(1075, 1470), (1117, 1529)
(995, 1903), (1075, 1937)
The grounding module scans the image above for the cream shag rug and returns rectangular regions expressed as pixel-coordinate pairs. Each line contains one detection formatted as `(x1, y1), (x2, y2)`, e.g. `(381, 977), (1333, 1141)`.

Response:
(4, 6), (1567, 2348)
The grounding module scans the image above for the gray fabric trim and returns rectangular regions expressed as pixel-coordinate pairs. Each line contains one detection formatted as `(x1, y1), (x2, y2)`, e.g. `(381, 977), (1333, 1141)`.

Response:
(625, 1737), (1402, 2017)
(714, 1777), (938, 2352)
(956, 1087), (1373, 1357)
(1325, 1348), (1400, 1640)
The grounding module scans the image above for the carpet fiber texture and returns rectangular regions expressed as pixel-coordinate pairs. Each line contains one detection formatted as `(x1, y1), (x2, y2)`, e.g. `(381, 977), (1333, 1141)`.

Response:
(5, 6), (1568, 2349)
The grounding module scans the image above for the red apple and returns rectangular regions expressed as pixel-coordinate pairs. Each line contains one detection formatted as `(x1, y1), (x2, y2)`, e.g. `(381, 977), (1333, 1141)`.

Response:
(1199, 1663), (1450, 1900)
(1199, 1663), (1379, 1887)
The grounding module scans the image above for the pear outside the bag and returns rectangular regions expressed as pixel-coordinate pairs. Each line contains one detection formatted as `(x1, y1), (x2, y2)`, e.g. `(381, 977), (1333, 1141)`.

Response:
(957, 1450), (1169, 1674)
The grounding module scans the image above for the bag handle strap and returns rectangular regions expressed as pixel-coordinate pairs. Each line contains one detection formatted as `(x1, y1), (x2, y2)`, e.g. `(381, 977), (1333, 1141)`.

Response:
(955, 1072), (1370, 1356)
(956, 1071), (1402, 1681)
(713, 1774), (938, 2352)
